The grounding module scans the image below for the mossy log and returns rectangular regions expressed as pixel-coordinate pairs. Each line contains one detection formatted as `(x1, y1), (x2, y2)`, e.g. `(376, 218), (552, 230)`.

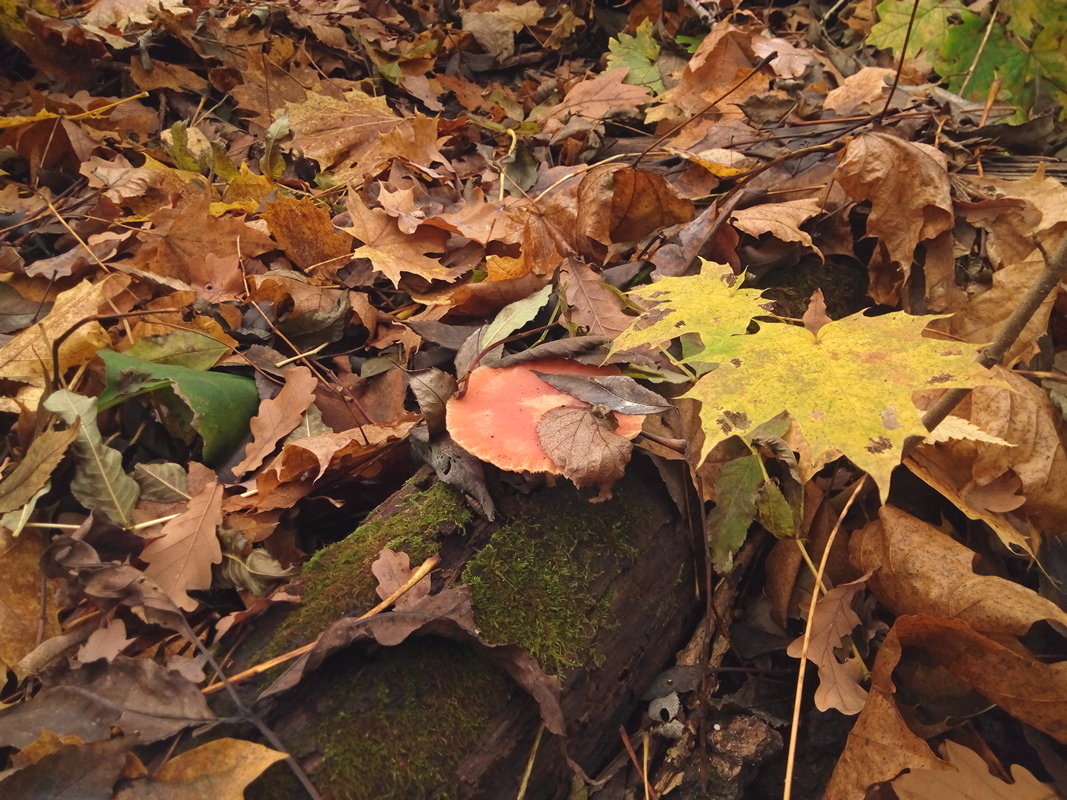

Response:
(234, 462), (699, 799)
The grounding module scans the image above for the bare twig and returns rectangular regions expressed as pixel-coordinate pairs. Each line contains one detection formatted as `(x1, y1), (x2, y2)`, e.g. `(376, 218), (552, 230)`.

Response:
(921, 232), (1067, 433)
(782, 476), (867, 800)
(203, 554), (441, 694)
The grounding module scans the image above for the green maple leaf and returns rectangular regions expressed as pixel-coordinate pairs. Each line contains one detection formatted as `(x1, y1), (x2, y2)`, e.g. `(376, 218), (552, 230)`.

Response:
(615, 261), (1000, 498)
(606, 19), (666, 95)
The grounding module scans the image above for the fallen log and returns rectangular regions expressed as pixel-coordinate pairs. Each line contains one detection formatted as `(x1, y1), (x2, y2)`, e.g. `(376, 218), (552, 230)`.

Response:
(221, 461), (699, 799)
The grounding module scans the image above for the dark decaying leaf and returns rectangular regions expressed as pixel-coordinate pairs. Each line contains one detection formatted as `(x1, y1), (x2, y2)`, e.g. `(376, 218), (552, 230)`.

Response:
(533, 371), (672, 415)
(0, 425), (77, 514)
(0, 657), (214, 748)
(407, 368), (458, 434)
(0, 735), (134, 800)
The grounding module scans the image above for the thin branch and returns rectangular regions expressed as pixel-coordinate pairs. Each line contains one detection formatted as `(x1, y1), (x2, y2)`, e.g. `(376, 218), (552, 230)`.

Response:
(921, 232), (1067, 433)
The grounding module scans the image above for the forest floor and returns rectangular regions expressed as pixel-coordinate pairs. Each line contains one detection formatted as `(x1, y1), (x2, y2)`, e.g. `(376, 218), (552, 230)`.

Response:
(0, 0), (1066, 798)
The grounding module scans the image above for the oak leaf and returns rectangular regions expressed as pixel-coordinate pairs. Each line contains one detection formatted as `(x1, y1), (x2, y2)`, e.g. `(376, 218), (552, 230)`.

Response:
(892, 740), (1058, 800)
(787, 574), (870, 715)
(232, 366), (318, 478)
(141, 466), (223, 612)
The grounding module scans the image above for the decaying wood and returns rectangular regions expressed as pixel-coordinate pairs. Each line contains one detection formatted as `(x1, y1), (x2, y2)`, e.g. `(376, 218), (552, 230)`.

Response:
(213, 461), (699, 799)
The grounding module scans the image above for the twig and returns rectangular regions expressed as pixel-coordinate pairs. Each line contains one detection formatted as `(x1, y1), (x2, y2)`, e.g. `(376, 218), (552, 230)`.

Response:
(921, 232), (1067, 433)
(782, 476), (867, 800)
(618, 725), (659, 800)
(515, 722), (544, 800)
(202, 554), (441, 694)
(958, 1), (1000, 97)
(881, 0), (922, 118)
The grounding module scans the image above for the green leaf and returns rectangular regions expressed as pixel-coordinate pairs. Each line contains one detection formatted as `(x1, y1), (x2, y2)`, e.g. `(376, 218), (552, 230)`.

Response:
(871, 0), (1067, 121)
(756, 480), (799, 539)
(480, 284), (553, 351)
(126, 331), (230, 370)
(706, 452), (763, 572)
(43, 390), (140, 526)
(868, 0), (968, 59)
(98, 350), (259, 465)
(607, 19), (666, 95)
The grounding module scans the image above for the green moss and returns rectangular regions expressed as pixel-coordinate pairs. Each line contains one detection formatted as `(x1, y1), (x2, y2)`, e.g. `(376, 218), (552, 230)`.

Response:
(461, 478), (656, 674)
(264, 481), (471, 659)
(252, 639), (514, 800)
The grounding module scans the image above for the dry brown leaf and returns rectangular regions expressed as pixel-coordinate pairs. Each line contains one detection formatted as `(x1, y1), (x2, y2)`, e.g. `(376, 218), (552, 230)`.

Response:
(261, 196), (353, 275)
(929, 253), (1056, 365)
(141, 466), (224, 612)
(559, 258), (634, 339)
(576, 165), (694, 246)
(536, 406), (633, 501)
(834, 132), (953, 303)
(286, 90), (405, 181)
(0, 529), (62, 677)
(730, 198), (823, 251)
(892, 740), (1059, 800)
(658, 22), (769, 119)
(460, 1), (544, 61)
(232, 366), (319, 478)
(824, 621), (951, 800)
(0, 274), (130, 413)
(119, 738), (286, 800)
(909, 367), (1067, 552)
(371, 548), (431, 610)
(786, 573), (870, 715)
(823, 66), (897, 113)
(131, 191), (276, 292)
(851, 506), (1067, 635)
(340, 193), (455, 285)
(540, 68), (651, 136)
(893, 615), (1067, 743)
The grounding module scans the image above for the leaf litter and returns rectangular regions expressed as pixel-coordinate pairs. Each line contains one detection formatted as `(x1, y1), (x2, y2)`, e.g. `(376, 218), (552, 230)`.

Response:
(0, 0), (1065, 796)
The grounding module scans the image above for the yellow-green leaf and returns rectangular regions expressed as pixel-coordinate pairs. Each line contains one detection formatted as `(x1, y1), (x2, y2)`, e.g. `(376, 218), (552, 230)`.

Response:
(610, 261), (773, 363)
(685, 313), (996, 498)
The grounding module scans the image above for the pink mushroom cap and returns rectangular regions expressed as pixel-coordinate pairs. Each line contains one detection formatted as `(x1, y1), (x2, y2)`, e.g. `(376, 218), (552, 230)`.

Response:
(445, 358), (645, 474)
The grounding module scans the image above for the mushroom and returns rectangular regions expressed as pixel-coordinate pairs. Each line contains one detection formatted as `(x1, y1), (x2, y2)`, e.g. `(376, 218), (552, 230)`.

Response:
(445, 358), (645, 474)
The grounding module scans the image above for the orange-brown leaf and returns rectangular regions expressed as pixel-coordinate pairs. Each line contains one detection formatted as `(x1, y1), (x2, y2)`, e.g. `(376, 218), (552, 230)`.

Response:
(232, 367), (318, 478)
(142, 474), (224, 612)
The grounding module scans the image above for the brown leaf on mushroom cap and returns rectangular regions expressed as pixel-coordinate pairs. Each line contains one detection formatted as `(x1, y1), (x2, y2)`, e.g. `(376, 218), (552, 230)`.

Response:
(445, 359), (644, 474)
(536, 405), (632, 501)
